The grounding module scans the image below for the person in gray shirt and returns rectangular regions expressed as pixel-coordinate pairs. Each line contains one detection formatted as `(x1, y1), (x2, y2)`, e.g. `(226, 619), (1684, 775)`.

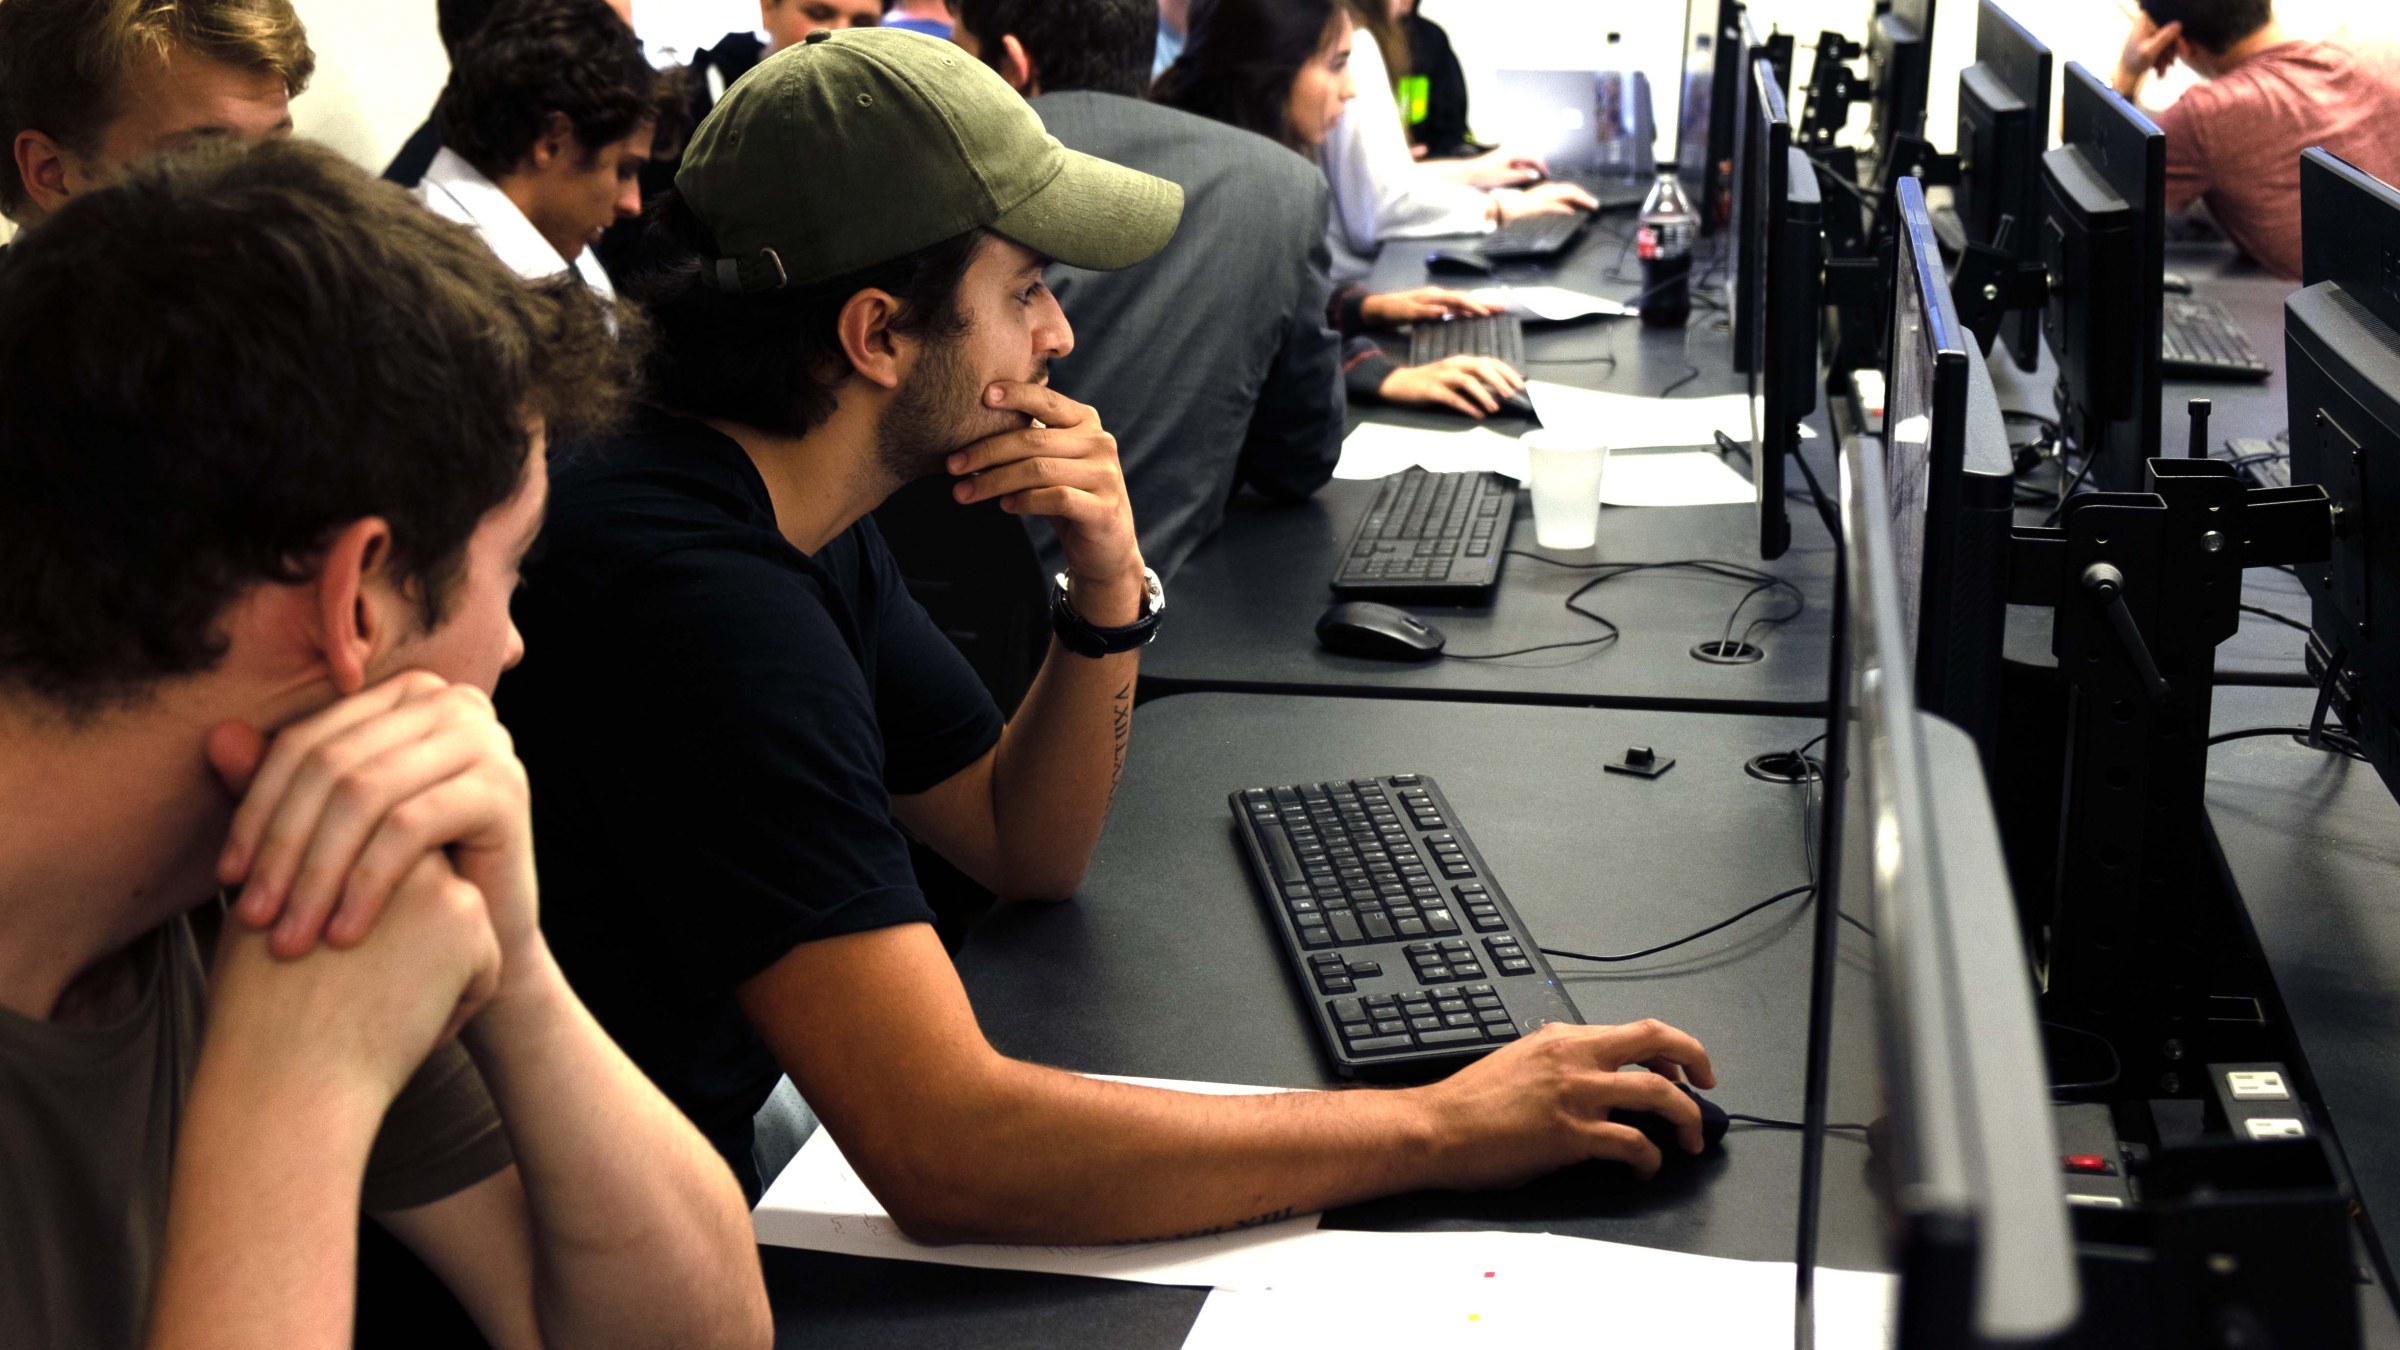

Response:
(947, 0), (1337, 577)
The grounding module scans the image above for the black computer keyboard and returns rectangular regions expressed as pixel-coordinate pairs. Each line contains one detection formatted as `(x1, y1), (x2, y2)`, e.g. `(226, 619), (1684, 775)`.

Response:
(1405, 315), (1534, 417)
(1231, 774), (1583, 1078)
(2161, 294), (2272, 381)
(1330, 468), (1518, 601)
(1408, 313), (1526, 369)
(1479, 210), (1590, 261)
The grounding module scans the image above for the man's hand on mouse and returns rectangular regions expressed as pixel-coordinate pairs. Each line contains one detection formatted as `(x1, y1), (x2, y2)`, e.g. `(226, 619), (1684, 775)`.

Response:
(1417, 1018), (1718, 1186)
(1380, 356), (1526, 418)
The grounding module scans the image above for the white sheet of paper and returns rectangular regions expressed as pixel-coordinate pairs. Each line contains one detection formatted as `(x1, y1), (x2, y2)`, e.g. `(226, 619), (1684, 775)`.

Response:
(1527, 381), (1753, 450)
(1601, 450), (1757, 507)
(1334, 422), (1528, 483)
(751, 1075), (1324, 1288)
(1180, 1229), (1897, 1348)
(1466, 285), (1637, 322)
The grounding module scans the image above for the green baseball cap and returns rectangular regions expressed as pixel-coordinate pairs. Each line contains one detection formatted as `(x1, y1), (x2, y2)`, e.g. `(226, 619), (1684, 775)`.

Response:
(677, 28), (1184, 291)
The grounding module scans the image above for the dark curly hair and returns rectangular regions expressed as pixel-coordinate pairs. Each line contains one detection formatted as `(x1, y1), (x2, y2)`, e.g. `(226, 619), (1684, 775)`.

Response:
(952, 0), (1156, 98)
(622, 192), (985, 440)
(435, 0), (656, 181)
(2138, 0), (2273, 54)
(0, 138), (630, 715)
(1152, 0), (1344, 153)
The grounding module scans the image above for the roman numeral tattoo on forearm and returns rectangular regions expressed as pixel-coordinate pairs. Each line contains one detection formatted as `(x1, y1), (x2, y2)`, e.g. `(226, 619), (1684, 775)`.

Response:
(1108, 680), (1133, 799)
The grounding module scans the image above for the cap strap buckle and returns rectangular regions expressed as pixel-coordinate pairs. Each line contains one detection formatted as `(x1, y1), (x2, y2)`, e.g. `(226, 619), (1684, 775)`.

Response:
(709, 247), (790, 293)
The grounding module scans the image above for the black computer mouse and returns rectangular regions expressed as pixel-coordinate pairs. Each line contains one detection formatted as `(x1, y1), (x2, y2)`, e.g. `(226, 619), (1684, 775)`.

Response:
(1315, 602), (1447, 661)
(1614, 1082), (1731, 1163)
(1425, 248), (1496, 276)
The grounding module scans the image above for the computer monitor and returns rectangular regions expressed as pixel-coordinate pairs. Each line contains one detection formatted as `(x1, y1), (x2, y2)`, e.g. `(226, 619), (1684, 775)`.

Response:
(1955, 0), (2052, 372)
(1865, 0), (1936, 176)
(2288, 147), (2400, 803)
(1887, 178), (2014, 760)
(1795, 402), (2078, 1350)
(1730, 7), (1769, 376)
(1677, 0), (1747, 232)
(1748, 64), (1822, 562)
(2040, 63), (2165, 493)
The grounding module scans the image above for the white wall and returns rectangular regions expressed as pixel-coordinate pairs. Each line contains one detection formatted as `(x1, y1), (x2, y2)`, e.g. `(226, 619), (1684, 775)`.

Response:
(1427, 0), (2393, 163)
(287, 0), (449, 172)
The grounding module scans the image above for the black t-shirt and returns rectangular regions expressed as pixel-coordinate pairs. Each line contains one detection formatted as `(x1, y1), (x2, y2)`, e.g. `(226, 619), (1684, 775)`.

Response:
(498, 409), (1004, 1195)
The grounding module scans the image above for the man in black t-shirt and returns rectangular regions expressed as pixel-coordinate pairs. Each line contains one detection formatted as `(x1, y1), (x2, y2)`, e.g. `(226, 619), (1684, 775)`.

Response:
(506, 28), (1726, 1240)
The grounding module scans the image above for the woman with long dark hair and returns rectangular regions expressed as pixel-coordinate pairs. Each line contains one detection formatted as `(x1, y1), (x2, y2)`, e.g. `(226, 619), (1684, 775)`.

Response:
(1156, 0), (1529, 417)
(1160, 0), (1585, 283)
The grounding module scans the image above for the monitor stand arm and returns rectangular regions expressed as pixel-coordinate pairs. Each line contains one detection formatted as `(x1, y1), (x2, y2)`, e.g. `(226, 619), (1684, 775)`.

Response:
(2007, 469), (2352, 1349)
(1950, 216), (2049, 355)
(1796, 32), (1868, 152)
(2009, 461), (2333, 1088)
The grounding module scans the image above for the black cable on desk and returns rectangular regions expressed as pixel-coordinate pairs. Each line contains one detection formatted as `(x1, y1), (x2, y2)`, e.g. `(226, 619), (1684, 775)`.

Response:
(1542, 883), (1814, 964)
(1729, 1113), (1869, 1133)
(2239, 602), (2312, 634)
(1442, 554), (1807, 666)
(1785, 433), (1842, 542)
(2045, 1022), (2122, 1095)
(2206, 724), (2367, 760)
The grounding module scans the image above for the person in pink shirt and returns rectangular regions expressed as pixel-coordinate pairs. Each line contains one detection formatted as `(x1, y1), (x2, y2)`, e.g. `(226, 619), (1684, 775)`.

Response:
(2114, 0), (2400, 280)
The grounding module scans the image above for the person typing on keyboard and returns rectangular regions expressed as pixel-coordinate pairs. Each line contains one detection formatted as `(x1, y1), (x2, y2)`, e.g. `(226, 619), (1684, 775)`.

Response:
(502, 29), (1722, 1246)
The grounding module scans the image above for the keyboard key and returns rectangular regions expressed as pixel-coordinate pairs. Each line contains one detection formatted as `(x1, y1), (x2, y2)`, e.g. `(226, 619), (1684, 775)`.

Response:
(1375, 1019), (1408, 1036)
(1409, 1015), (1444, 1033)
(1330, 912), (1364, 944)
(1348, 1034), (1415, 1054)
(1443, 1012), (1479, 1029)
(1330, 997), (1365, 1024)
(1478, 1007), (1513, 1025)
(1419, 1027), (1487, 1047)
(1361, 913), (1396, 941)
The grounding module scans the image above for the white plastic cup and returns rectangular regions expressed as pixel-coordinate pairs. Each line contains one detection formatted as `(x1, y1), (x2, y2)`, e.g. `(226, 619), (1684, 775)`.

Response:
(1523, 428), (1609, 551)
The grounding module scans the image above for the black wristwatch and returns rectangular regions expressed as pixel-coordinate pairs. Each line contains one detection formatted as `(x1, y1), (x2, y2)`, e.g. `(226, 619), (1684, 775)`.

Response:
(1050, 567), (1164, 657)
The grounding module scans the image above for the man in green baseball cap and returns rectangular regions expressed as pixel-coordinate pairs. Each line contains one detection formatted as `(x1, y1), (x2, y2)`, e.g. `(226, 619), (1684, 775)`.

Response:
(501, 27), (1721, 1244)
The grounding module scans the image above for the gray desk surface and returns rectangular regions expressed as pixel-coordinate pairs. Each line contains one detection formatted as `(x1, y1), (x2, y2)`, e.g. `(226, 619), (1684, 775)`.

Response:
(761, 692), (1884, 1348)
(2208, 686), (2400, 1274)
(1144, 222), (1841, 713)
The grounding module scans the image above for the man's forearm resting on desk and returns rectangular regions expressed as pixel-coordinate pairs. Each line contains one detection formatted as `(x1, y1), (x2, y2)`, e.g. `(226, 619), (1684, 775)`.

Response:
(742, 921), (1718, 1246)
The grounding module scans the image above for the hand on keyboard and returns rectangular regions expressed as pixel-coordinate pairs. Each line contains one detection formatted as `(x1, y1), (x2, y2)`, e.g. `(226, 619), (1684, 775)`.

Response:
(1423, 1019), (1719, 1183)
(1361, 286), (1506, 328)
(1493, 180), (1598, 221)
(1380, 355), (1526, 419)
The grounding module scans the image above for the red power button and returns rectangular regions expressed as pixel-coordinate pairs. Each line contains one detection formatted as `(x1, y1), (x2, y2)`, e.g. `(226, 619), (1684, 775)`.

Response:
(2062, 1154), (2115, 1174)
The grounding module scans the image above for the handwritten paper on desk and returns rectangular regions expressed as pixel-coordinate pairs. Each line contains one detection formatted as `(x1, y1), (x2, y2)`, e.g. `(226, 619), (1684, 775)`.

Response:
(1466, 285), (1638, 322)
(1601, 450), (1756, 507)
(751, 1074), (1324, 1288)
(1179, 1230), (1898, 1348)
(1334, 423), (1528, 482)
(1527, 381), (1817, 451)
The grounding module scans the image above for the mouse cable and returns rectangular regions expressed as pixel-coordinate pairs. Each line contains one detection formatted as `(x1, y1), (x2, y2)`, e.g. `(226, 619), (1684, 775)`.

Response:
(1446, 556), (1800, 663)
(1727, 1113), (1869, 1133)
(1541, 882), (1813, 964)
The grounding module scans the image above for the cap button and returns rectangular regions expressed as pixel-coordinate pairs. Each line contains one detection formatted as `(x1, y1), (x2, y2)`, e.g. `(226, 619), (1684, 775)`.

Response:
(804, 28), (832, 43)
